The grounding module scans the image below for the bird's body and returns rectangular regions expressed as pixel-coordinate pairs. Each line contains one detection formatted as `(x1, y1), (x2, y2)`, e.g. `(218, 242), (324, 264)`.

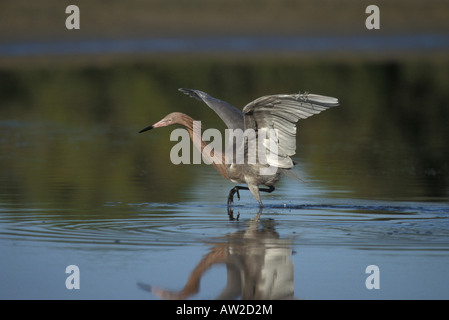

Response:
(140, 88), (338, 207)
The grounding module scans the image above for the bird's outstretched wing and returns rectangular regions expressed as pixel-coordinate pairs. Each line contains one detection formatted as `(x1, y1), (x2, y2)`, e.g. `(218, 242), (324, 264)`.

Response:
(243, 92), (339, 168)
(179, 88), (244, 129)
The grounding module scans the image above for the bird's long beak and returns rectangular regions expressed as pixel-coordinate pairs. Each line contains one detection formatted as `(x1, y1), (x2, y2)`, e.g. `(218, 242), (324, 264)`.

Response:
(139, 125), (154, 133)
(139, 119), (168, 133)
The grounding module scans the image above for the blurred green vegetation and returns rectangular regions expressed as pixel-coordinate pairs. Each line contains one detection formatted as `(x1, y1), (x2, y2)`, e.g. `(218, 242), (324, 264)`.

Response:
(0, 58), (448, 208)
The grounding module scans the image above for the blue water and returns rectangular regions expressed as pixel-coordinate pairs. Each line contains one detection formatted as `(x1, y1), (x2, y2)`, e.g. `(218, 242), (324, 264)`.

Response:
(1, 34), (448, 57)
(1, 174), (449, 300)
(1, 44), (449, 299)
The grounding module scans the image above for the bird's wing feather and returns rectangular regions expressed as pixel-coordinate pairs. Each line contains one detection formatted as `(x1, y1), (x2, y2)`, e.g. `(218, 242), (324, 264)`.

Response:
(179, 88), (244, 129)
(243, 92), (339, 168)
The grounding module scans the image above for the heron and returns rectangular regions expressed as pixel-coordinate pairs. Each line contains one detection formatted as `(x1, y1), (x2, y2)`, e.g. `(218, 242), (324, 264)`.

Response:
(139, 88), (338, 208)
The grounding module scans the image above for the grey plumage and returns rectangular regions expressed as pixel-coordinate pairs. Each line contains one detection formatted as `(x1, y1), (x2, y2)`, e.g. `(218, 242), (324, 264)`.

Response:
(181, 88), (339, 169)
(178, 88), (244, 130)
(242, 93), (339, 168)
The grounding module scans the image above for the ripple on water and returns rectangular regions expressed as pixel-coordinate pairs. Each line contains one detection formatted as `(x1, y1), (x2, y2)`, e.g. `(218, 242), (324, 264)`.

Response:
(0, 200), (448, 249)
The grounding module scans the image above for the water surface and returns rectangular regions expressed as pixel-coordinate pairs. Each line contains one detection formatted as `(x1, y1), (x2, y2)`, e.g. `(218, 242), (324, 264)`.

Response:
(1, 179), (449, 299)
(1, 58), (449, 299)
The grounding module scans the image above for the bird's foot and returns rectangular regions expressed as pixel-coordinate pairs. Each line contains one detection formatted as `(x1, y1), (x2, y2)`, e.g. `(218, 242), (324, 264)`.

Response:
(235, 189), (241, 201)
(227, 187), (241, 206)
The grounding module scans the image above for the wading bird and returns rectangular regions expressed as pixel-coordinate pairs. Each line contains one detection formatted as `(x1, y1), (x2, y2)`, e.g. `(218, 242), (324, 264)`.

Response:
(139, 88), (338, 208)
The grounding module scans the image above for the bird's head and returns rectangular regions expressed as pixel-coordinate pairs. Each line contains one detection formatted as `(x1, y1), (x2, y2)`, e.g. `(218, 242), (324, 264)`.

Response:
(139, 112), (185, 133)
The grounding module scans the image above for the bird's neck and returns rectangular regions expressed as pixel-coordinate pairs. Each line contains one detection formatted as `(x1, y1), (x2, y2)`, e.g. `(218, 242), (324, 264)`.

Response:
(181, 115), (229, 180)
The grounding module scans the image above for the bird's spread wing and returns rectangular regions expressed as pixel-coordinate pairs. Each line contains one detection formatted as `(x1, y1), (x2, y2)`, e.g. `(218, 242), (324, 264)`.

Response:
(179, 88), (244, 129)
(243, 92), (339, 168)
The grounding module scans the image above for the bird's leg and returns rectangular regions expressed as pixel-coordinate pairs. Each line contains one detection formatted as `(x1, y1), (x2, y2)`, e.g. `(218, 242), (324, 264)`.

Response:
(227, 186), (249, 206)
(227, 186), (275, 208)
(249, 185), (274, 208)
(259, 186), (275, 194)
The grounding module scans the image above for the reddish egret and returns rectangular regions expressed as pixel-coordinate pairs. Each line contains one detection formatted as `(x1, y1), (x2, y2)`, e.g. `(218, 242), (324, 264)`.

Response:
(139, 88), (338, 207)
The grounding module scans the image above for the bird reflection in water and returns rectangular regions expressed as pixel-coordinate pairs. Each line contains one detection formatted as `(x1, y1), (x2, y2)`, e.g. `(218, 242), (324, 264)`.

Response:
(141, 213), (295, 300)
